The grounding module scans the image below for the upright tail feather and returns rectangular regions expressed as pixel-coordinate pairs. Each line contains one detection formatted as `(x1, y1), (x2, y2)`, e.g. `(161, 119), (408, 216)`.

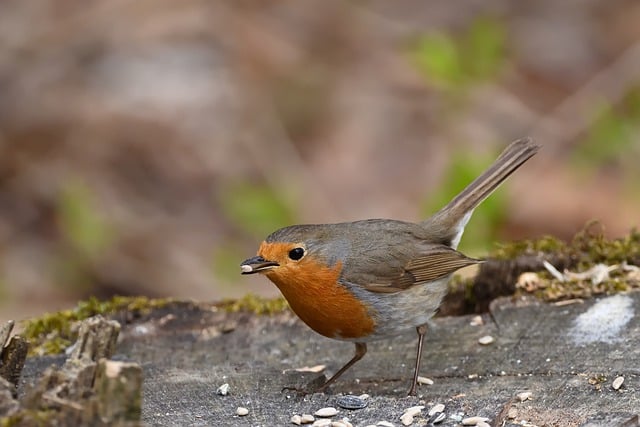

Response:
(422, 137), (540, 247)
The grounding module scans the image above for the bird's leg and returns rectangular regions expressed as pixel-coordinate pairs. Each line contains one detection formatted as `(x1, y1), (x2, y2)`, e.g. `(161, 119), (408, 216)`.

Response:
(315, 342), (367, 393)
(407, 324), (428, 396)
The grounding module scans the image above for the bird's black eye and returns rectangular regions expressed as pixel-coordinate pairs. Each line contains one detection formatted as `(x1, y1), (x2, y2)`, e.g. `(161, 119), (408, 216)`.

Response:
(288, 247), (305, 261)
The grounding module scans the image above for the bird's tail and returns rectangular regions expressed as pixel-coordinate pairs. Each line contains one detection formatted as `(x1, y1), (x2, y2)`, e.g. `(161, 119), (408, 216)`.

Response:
(422, 137), (540, 248)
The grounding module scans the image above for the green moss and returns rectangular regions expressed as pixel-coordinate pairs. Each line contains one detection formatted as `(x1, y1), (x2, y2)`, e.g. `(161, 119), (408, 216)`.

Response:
(491, 235), (567, 260)
(1, 409), (57, 427)
(22, 296), (172, 356)
(504, 224), (640, 302)
(217, 294), (289, 315)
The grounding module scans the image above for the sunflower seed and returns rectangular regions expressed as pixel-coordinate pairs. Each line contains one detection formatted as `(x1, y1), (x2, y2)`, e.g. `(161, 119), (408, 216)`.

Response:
(216, 383), (229, 396)
(417, 376), (434, 385)
(403, 405), (424, 417)
(612, 376), (624, 390)
(301, 414), (315, 424)
(315, 407), (338, 417)
(462, 416), (490, 425)
(428, 403), (445, 416)
(312, 420), (332, 427)
(337, 395), (368, 410)
(400, 413), (414, 426)
(470, 315), (484, 326)
(377, 422), (395, 427)
(236, 407), (248, 416)
(291, 415), (303, 425)
(478, 335), (494, 345)
(430, 412), (446, 424)
(517, 391), (532, 402)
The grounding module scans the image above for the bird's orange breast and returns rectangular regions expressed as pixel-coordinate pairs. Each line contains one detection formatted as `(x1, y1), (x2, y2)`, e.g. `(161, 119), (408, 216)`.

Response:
(260, 244), (376, 340)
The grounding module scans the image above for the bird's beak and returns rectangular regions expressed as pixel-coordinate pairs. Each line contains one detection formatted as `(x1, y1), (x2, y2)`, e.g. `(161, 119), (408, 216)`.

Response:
(240, 256), (279, 274)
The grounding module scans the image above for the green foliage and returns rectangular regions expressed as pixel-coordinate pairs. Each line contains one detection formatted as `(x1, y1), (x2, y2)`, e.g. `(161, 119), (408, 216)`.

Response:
(58, 180), (112, 256)
(410, 17), (506, 92)
(421, 149), (508, 254)
(219, 181), (296, 238)
(574, 89), (640, 173)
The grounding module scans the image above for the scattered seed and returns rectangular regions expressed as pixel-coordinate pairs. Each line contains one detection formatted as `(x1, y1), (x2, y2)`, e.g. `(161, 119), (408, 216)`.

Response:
(612, 376), (625, 390)
(403, 405), (424, 417)
(468, 373), (479, 379)
(312, 419), (332, 427)
(517, 272), (541, 292)
(216, 383), (229, 396)
(430, 412), (446, 424)
(478, 335), (494, 345)
(377, 422), (395, 427)
(428, 403), (445, 416)
(331, 422), (348, 427)
(359, 393), (371, 400)
(476, 422), (491, 427)
(400, 413), (414, 426)
(337, 418), (353, 427)
(462, 416), (491, 425)
(517, 391), (532, 402)
(236, 407), (249, 416)
(507, 407), (518, 419)
(295, 364), (327, 373)
(291, 415), (303, 425)
(470, 315), (484, 326)
(417, 376), (434, 385)
(301, 414), (315, 424)
(315, 407), (338, 418)
(337, 395), (368, 410)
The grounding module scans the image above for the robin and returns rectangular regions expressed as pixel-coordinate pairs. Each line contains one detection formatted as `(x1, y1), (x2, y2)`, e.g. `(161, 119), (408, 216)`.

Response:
(241, 138), (539, 395)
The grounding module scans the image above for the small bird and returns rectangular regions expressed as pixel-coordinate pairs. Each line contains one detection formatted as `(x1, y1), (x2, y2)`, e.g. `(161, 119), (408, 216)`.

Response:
(241, 138), (539, 395)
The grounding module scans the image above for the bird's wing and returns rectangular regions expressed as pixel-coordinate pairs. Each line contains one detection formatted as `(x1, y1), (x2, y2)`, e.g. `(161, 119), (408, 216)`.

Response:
(360, 246), (481, 293)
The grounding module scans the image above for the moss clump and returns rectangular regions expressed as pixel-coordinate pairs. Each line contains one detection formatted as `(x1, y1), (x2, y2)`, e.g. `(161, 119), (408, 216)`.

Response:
(491, 222), (640, 267)
(22, 296), (172, 356)
(491, 235), (567, 260)
(218, 294), (289, 315)
(0, 409), (57, 427)
(504, 224), (640, 302)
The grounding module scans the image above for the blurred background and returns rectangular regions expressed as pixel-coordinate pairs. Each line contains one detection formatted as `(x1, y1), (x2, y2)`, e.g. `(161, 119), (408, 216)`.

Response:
(1, 1), (640, 322)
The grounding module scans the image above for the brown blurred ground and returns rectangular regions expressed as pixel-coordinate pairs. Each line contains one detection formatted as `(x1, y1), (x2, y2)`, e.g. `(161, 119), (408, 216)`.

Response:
(1, 1), (640, 322)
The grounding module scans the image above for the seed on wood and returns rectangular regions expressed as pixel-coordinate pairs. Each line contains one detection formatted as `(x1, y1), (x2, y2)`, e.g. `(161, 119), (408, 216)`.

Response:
(315, 407), (338, 417)
(478, 335), (494, 345)
(517, 391), (532, 402)
(312, 419), (332, 427)
(216, 383), (229, 396)
(462, 416), (490, 425)
(301, 414), (315, 424)
(417, 376), (434, 385)
(400, 413), (414, 426)
(470, 315), (484, 326)
(430, 412), (446, 424)
(337, 395), (368, 410)
(236, 407), (248, 416)
(403, 405), (424, 417)
(612, 376), (624, 390)
(291, 415), (303, 425)
(428, 403), (445, 416)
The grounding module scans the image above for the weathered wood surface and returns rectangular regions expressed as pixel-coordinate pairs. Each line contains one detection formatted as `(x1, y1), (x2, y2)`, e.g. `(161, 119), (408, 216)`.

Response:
(2, 316), (142, 426)
(13, 292), (637, 427)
